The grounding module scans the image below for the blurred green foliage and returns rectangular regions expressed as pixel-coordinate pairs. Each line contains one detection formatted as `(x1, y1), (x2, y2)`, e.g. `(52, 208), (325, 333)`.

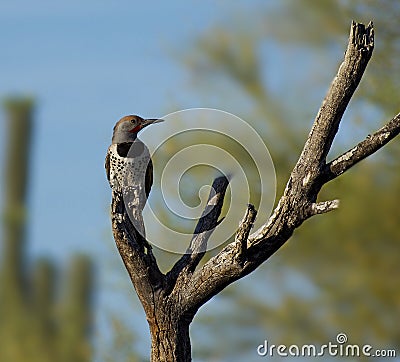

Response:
(0, 98), (94, 362)
(170, 0), (400, 359)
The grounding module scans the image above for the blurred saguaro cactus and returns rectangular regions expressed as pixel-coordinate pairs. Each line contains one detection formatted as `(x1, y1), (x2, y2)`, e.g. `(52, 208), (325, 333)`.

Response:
(1, 97), (33, 299)
(0, 97), (94, 362)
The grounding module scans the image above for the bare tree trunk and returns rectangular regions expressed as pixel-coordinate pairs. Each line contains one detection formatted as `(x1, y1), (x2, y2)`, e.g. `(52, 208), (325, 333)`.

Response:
(149, 310), (191, 362)
(107, 21), (400, 361)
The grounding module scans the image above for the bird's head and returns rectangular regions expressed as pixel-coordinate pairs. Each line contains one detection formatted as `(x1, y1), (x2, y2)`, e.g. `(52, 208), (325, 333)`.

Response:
(111, 115), (164, 144)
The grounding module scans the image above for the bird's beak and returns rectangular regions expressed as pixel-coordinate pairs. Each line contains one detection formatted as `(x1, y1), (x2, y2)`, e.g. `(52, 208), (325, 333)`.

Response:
(141, 118), (164, 128)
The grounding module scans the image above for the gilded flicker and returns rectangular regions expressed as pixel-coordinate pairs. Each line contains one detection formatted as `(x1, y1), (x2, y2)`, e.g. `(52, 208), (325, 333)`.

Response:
(105, 115), (163, 235)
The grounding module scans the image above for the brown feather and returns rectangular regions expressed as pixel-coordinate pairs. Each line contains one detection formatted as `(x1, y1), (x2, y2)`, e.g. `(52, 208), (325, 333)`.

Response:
(105, 152), (111, 183)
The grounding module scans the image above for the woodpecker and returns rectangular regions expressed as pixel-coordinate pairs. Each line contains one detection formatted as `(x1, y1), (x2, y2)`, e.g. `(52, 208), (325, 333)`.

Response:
(105, 115), (163, 235)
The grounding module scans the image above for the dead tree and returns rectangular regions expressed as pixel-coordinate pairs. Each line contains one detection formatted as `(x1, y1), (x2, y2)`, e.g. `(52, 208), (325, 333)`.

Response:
(109, 22), (400, 361)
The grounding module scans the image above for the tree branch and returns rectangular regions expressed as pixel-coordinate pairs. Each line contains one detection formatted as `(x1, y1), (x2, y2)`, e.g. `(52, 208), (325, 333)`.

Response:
(165, 176), (229, 289)
(251, 20), (375, 243)
(111, 188), (164, 314)
(310, 199), (340, 216)
(235, 204), (257, 259)
(324, 112), (400, 180)
(295, 21), (374, 176)
(182, 21), (398, 313)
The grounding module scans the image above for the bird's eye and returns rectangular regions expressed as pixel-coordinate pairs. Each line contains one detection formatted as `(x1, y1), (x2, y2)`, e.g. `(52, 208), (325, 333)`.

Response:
(130, 119), (135, 124)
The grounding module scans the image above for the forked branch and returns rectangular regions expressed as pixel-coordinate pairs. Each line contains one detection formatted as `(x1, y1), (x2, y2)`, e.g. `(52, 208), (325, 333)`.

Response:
(181, 21), (399, 311)
(109, 21), (400, 362)
(324, 113), (400, 180)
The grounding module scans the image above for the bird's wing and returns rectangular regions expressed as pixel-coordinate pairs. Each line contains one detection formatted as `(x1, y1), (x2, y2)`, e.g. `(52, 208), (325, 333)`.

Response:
(145, 157), (153, 199)
(105, 151), (111, 183)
